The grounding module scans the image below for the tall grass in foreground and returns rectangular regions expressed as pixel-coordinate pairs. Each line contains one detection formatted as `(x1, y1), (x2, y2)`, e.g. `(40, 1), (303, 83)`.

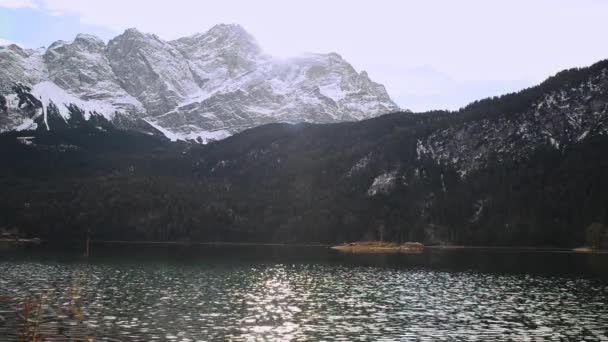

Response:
(11, 268), (94, 341)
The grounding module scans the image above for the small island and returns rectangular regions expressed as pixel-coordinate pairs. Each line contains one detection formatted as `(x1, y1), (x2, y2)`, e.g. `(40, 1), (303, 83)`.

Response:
(331, 241), (424, 254)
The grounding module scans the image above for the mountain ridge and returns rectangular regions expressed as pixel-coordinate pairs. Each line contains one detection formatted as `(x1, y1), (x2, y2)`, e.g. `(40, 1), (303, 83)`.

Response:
(1, 58), (607, 247)
(0, 24), (400, 142)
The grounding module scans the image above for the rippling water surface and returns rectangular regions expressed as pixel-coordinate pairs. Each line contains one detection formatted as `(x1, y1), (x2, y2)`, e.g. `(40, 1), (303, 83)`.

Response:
(1, 245), (607, 341)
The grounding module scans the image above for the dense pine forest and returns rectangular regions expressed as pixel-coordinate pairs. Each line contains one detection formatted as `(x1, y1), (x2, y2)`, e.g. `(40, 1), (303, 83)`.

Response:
(1, 60), (608, 248)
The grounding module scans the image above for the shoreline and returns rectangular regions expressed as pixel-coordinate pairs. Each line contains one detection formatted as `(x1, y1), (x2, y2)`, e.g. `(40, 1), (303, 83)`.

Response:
(93, 240), (332, 247)
(95, 241), (608, 253)
(426, 245), (608, 254)
(0, 238), (40, 244)
(5, 239), (607, 254)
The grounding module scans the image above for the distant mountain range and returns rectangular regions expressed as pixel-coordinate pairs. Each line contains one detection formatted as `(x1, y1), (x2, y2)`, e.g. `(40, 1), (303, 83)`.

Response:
(0, 24), (399, 142)
(1, 58), (607, 247)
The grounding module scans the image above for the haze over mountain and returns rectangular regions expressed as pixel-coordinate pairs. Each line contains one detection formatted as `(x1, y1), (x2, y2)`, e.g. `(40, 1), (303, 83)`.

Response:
(5, 0), (608, 112)
(0, 24), (399, 142)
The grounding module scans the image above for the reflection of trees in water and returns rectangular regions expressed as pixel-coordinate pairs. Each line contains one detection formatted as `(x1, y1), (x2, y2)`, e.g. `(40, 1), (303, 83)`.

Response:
(585, 253), (608, 277)
(586, 223), (607, 249)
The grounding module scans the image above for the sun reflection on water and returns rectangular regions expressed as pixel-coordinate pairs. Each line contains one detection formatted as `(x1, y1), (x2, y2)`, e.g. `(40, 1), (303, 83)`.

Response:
(0, 259), (607, 340)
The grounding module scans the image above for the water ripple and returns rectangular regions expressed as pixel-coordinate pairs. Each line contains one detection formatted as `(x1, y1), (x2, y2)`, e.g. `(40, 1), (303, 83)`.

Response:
(0, 257), (607, 340)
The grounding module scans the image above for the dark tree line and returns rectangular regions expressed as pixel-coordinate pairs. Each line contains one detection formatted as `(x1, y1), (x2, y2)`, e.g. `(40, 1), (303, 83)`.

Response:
(0, 60), (607, 247)
(0, 113), (606, 247)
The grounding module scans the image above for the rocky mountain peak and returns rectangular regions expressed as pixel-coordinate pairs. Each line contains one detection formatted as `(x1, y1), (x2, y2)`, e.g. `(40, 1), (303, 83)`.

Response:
(206, 23), (251, 39)
(45, 34), (105, 61)
(1, 43), (28, 57)
(110, 28), (168, 49)
(73, 33), (105, 49)
(174, 23), (261, 58)
(1, 24), (400, 141)
(121, 27), (145, 38)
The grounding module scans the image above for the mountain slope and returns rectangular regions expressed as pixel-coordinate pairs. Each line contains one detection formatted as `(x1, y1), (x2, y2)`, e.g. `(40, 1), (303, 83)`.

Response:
(44, 34), (145, 116)
(419, 62), (608, 177)
(0, 24), (399, 141)
(1, 60), (607, 247)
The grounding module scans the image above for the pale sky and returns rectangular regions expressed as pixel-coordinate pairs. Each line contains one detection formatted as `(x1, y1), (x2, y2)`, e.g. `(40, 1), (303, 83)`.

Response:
(1, 0), (608, 111)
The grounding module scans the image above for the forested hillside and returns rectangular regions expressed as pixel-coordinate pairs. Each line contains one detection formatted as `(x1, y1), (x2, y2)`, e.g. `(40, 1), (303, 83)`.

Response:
(1, 60), (607, 247)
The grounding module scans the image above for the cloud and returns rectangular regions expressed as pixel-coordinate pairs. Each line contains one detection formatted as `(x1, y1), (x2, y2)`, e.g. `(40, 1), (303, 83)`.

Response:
(0, 0), (38, 9)
(372, 65), (530, 111)
(30, 0), (608, 80)
(3, 0), (608, 110)
(0, 37), (22, 46)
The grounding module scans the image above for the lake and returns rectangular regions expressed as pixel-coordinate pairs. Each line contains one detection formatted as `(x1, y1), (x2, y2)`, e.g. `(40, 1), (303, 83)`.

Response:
(1, 244), (607, 341)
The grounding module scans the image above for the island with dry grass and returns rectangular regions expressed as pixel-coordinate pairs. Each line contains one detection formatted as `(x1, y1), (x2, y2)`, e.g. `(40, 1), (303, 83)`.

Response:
(331, 241), (424, 254)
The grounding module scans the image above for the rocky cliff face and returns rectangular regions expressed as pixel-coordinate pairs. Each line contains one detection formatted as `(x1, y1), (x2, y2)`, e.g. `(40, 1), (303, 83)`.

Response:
(0, 24), (399, 142)
(417, 68), (608, 178)
(44, 34), (145, 116)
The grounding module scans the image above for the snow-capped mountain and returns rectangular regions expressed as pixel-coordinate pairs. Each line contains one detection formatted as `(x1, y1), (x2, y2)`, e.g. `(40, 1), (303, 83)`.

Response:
(0, 24), (399, 142)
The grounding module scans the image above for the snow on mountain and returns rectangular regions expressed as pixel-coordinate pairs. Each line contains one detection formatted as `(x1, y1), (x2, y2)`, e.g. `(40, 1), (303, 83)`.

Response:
(416, 67), (608, 178)
(0, 44), (46, 86)
(107, 28), (200, 116)
(0, 24), (399, 141)
(44, 34), (145, 118)
(31, 81), (126, 119)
